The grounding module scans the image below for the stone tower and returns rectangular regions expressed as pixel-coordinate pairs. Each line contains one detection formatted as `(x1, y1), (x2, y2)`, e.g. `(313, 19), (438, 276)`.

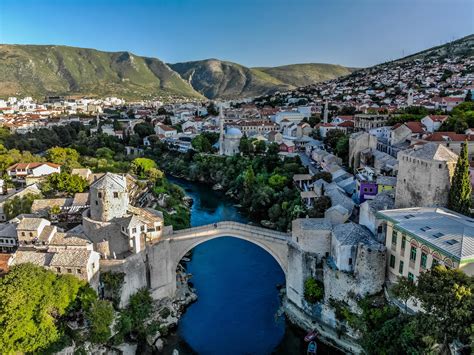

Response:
(395, 143), (458, 208)
(90, 173), (129, 222)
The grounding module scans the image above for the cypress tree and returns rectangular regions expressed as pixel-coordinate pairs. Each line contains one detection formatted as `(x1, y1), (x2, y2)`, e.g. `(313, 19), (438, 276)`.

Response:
(448, 141), (472, 215)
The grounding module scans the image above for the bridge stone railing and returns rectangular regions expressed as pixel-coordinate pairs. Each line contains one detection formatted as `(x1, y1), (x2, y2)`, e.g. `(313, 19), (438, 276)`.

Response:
(167, 221), (290, 241)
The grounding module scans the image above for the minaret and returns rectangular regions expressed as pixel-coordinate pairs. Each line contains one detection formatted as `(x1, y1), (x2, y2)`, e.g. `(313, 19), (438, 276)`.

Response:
(219, 104), (225, 155)
(407, 89), (414, 106)
(323, 100), (329, 124)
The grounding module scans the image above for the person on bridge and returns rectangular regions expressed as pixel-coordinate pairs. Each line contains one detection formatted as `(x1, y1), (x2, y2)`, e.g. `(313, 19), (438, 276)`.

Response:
(214, 223), (217, 228)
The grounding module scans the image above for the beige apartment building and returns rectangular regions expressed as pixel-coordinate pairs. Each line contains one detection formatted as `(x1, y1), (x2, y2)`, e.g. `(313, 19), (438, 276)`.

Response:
(376, 207), (474, 283)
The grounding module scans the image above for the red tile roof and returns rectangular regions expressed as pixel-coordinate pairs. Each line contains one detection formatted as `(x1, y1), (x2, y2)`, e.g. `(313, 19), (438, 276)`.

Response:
(404, 121), (425, 134)
(424, 132), (474, 142)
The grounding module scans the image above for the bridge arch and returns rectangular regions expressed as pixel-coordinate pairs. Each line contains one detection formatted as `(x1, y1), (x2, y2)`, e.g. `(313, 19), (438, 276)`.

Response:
(148, 222), (290, 300)
(168, 222), (290, 276)
(172, 234), (288, 277)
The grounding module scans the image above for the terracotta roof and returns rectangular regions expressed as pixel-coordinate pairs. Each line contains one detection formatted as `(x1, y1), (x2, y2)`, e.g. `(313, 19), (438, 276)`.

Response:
(424, 132), (474, 142)
(157, 124), (176, 132)
(337, 121), (354, 128)
(404, 121), (425, 134)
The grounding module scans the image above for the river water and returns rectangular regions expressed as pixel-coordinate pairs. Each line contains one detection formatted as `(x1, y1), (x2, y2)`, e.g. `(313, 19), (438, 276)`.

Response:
(161, 177), (340, 355)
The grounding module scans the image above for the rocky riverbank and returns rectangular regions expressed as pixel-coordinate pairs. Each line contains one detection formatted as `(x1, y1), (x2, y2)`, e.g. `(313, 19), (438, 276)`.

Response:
(282, 298), (362, 354)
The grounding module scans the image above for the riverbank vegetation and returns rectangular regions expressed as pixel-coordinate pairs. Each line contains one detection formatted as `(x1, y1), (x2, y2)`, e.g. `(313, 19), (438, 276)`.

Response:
(154, 147), (306, 231)
(332, 266), (474, 354)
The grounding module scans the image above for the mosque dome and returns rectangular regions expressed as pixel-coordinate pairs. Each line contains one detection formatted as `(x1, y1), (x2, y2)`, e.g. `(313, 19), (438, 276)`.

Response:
(225, 127), (243, 137)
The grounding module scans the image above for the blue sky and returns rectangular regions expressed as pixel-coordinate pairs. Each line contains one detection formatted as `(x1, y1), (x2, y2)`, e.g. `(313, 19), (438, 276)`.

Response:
(1, 0), (473, 68)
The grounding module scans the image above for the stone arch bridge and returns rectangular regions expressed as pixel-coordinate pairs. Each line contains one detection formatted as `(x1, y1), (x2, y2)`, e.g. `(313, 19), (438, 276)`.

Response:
(148, 221), (291, 299)
(101, 221), (306, 308)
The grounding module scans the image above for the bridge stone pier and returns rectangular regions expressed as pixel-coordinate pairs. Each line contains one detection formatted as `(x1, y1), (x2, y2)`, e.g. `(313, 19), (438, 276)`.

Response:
(147, 221), (294, 300)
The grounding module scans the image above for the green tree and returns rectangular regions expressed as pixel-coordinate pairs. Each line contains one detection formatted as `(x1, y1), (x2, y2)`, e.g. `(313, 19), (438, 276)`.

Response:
(324, 129), (346, 149)
(465, 89), (472, 102)
(304, 277), (324, 303)
(191, 135), (212, 153)
(96, 147), (115, 160)
(0, 264), (84, 353)
(133, 122), (155, 139)
(254, 140), (267, 155)
(411, 266), (474, 352)
(45, 147), (81, 169)
(4, 193), (41, 220)
(392, 276), (416, 312)
(268, 174), (288, 189)
(239, 136), (253, 156)
(44, 172), (89, 195)
(335, 135), (349, 162)
(243, 166), (255, 191)
(87, 299), (115, 343)
(130, 157), (158, 178)
(448, 142), (472, 215)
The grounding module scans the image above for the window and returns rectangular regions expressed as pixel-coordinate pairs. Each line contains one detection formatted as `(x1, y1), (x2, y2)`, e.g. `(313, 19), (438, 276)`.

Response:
(445, 239), (459, 245)
(67, 268), (72, 273)
(56, 267), (61, 273)
(432, 258), (439, 268)
(98, 192), (102, 198)
(132, 228), (137, 233)
(399, 260), (404, 274)
(29, 232), (33, 237)
(141, 225), (145, 231)
(421, 252), (427, 269)
(438, 164), (442, 169)
(77, 269), (82, 274)
(95, 200), (98, 206)
(433, 232), (444, 238)
(21, 232), (25, 236)
(410, 246), (417, 261)
(348, 258), (353, 266)
(391, 231), (397, 246)
(401, 235), (406, 249)
(377, 225), (383, 234)
(408, 272), (414, 282)
(114, 192), (119, 198)
(92, 263), (95, 269)
(390, 255), (396, 268)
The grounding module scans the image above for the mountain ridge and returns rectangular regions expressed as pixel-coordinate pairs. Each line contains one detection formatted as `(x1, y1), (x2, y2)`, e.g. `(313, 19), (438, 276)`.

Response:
(0, 44), (353, 100)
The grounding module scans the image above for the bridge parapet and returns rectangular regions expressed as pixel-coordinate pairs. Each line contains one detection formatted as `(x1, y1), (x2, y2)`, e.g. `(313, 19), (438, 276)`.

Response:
(168, 221), (290, 241)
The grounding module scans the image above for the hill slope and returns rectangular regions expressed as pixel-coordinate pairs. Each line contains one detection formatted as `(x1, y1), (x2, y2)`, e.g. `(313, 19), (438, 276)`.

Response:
(393, 34), (474, 63)
(0, 45), (203, 99)
(169, 59), (352, 99)
(255, 63), (353, 88)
